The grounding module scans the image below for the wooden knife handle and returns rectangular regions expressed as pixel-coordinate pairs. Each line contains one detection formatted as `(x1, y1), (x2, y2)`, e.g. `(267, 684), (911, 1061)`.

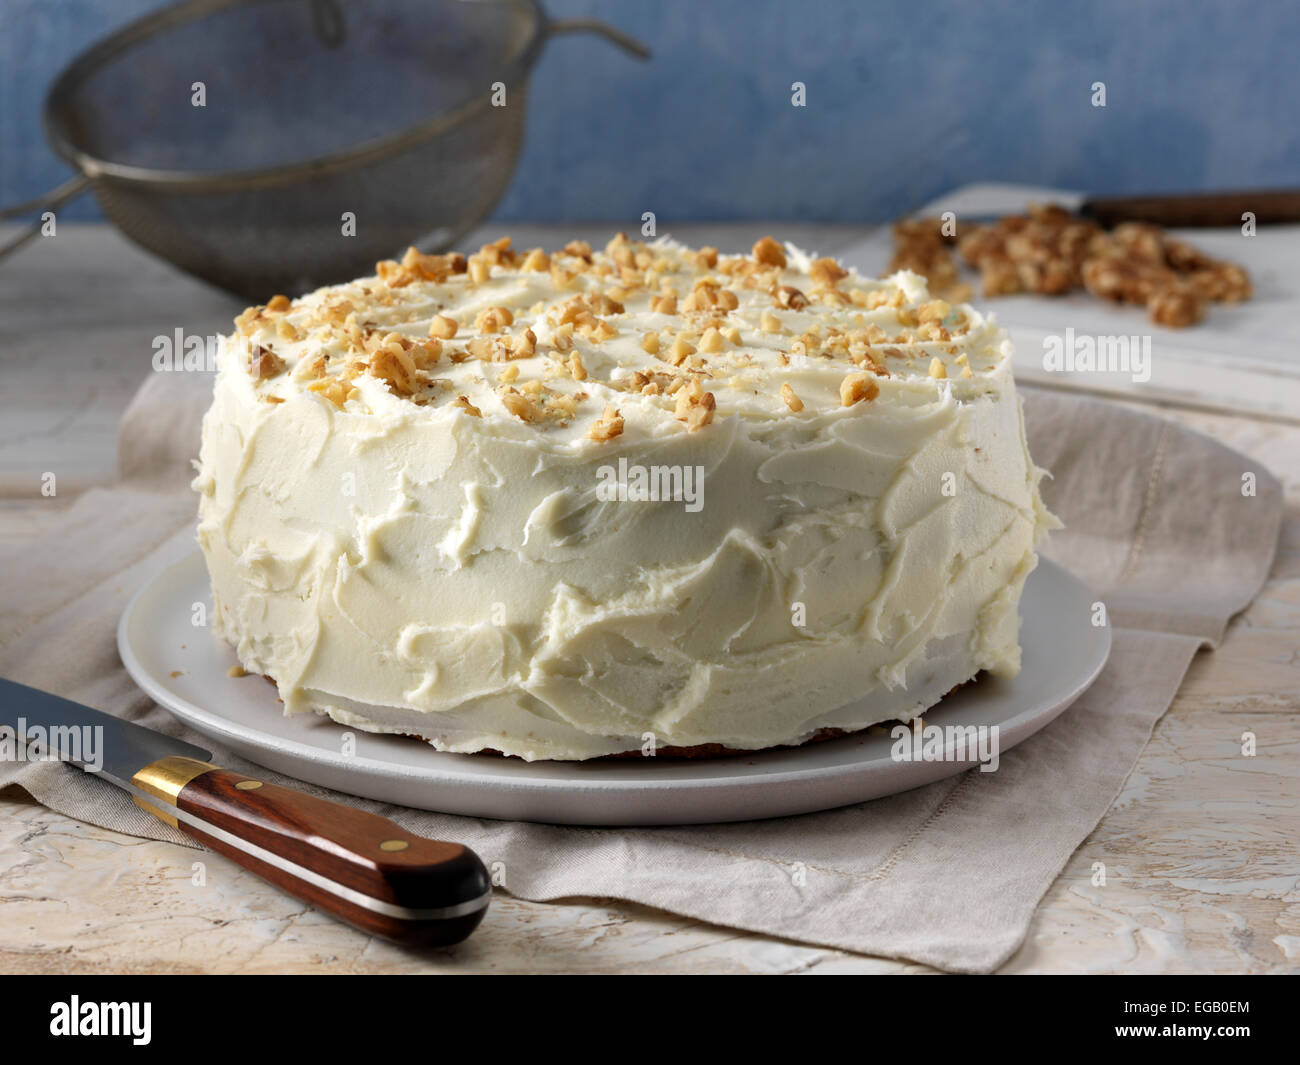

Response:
(132, 757), (490, 946)
(1080, 188), (1300, 228)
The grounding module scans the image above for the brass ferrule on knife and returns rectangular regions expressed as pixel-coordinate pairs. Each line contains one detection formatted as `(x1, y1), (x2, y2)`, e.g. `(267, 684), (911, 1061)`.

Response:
(131, 755), (217, 827)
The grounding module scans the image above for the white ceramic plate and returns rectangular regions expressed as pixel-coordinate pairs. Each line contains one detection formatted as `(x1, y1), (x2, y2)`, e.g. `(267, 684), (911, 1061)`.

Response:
(118, 551), (1110, 826)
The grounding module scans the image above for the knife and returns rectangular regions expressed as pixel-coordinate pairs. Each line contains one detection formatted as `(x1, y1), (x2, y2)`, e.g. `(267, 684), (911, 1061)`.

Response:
(0, 677), (491, 947)
(907, 188), (1300, 229)
(1077, 188), (1300, 229)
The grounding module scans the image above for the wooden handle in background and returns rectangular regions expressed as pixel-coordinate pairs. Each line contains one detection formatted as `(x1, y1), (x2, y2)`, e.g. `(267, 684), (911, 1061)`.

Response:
(132, 756), (490, 947)
(1080, 188), (1300, 228)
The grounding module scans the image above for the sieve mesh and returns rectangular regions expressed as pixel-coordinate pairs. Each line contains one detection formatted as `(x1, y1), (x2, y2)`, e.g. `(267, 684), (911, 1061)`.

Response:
(26, 0), (646, 299)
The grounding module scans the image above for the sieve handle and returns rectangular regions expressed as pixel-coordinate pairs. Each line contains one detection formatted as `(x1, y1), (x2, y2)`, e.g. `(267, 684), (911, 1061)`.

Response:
(0, 173), (91, 262)
(545, 18), (651, 59)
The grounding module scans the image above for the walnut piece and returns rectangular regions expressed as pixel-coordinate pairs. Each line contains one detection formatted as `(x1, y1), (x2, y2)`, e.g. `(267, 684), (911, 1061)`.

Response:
(674, 378), (716, 431)
(501, 390), (542, 422)
(588, 405), (624, 441)
(894, 205), (1252, 328)
(249, 345), (285, 380)
(752, 236), (787, 268)
(775, 285), (809, 311)
(476, 306), (514, 334)
(809, 257), (848, 286)
(429, 315), (459, 339)
(840, 372), (879, 407)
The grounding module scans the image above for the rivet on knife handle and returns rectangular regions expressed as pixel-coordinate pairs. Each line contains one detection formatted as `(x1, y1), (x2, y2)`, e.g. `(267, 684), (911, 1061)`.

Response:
(130, 757), (491, 946)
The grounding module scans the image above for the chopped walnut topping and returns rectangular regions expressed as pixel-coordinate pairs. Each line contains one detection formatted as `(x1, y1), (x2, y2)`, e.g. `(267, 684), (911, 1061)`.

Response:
(667, 335), (697, 366)
(578, 317), (617, 342)
(682, 245), (711, 270)
(453, 395), (482, 417)
(588, 405), (624, 441)
(376, 247), (465, 287)
(674, 378), (716, 431)
(249, 345), (285, 380)
(563, 240), (594, 262)
(478, 236), (517, 268)
(476, 306), (514, 334)
(918, 299), (950, 322)
(266, 294), (291, 313)
(586, 292), (625, 316)
(550, 322), (576, 352)
(776, 285), (809, 311)
(521, 248), (550, 272)
(293, 352), (328, 381)
(790, 331), (820, 358)
(369, 344), (419, 395)
(307, 376), (357, 409)
(501, 390), (542, 422)
(253, 233), (1014, 430)
(234, 306), (262, 336)
(809, 258), (848, 287)
(928, 357), (947, 380)
(699, 327), (725, 353)
(752, 236), (787, 268)
(508, 328), (537, 359)
(320, 299), (353, 325)
(429, 314), (459, 339)
(549, 261), (575, 290)
(840, 372), (879, 407)
(411, 338), (442, 368)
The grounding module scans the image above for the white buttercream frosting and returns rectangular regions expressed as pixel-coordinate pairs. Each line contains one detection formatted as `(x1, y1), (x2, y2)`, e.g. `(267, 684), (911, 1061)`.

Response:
(194, 235), (1057, 759)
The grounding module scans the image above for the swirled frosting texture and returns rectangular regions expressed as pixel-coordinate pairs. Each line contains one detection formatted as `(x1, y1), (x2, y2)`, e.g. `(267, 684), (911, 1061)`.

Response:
(194, 235), (1056, 759)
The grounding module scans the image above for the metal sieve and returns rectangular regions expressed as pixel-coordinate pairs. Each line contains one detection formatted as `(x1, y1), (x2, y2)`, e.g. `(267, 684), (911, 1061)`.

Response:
(0, 0), (649, 299)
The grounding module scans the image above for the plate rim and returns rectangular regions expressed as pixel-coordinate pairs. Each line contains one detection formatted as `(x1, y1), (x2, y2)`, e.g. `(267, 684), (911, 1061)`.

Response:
(118, 550), (1111, 810)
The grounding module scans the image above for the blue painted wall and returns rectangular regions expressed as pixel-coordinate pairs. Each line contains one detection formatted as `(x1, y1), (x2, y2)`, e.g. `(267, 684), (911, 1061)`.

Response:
(2, 0), (1297, 222)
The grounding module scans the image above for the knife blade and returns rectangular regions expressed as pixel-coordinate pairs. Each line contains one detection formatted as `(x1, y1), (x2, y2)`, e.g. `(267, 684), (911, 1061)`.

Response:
(0, 677), (490, 947)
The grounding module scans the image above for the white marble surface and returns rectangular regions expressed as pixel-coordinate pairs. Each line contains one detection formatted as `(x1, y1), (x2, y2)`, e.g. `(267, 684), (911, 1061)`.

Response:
(0, 224), (1297, 974)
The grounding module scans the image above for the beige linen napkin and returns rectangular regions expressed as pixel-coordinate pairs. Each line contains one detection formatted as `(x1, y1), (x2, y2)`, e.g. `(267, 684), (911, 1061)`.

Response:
(0, 371), (1282, 972)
